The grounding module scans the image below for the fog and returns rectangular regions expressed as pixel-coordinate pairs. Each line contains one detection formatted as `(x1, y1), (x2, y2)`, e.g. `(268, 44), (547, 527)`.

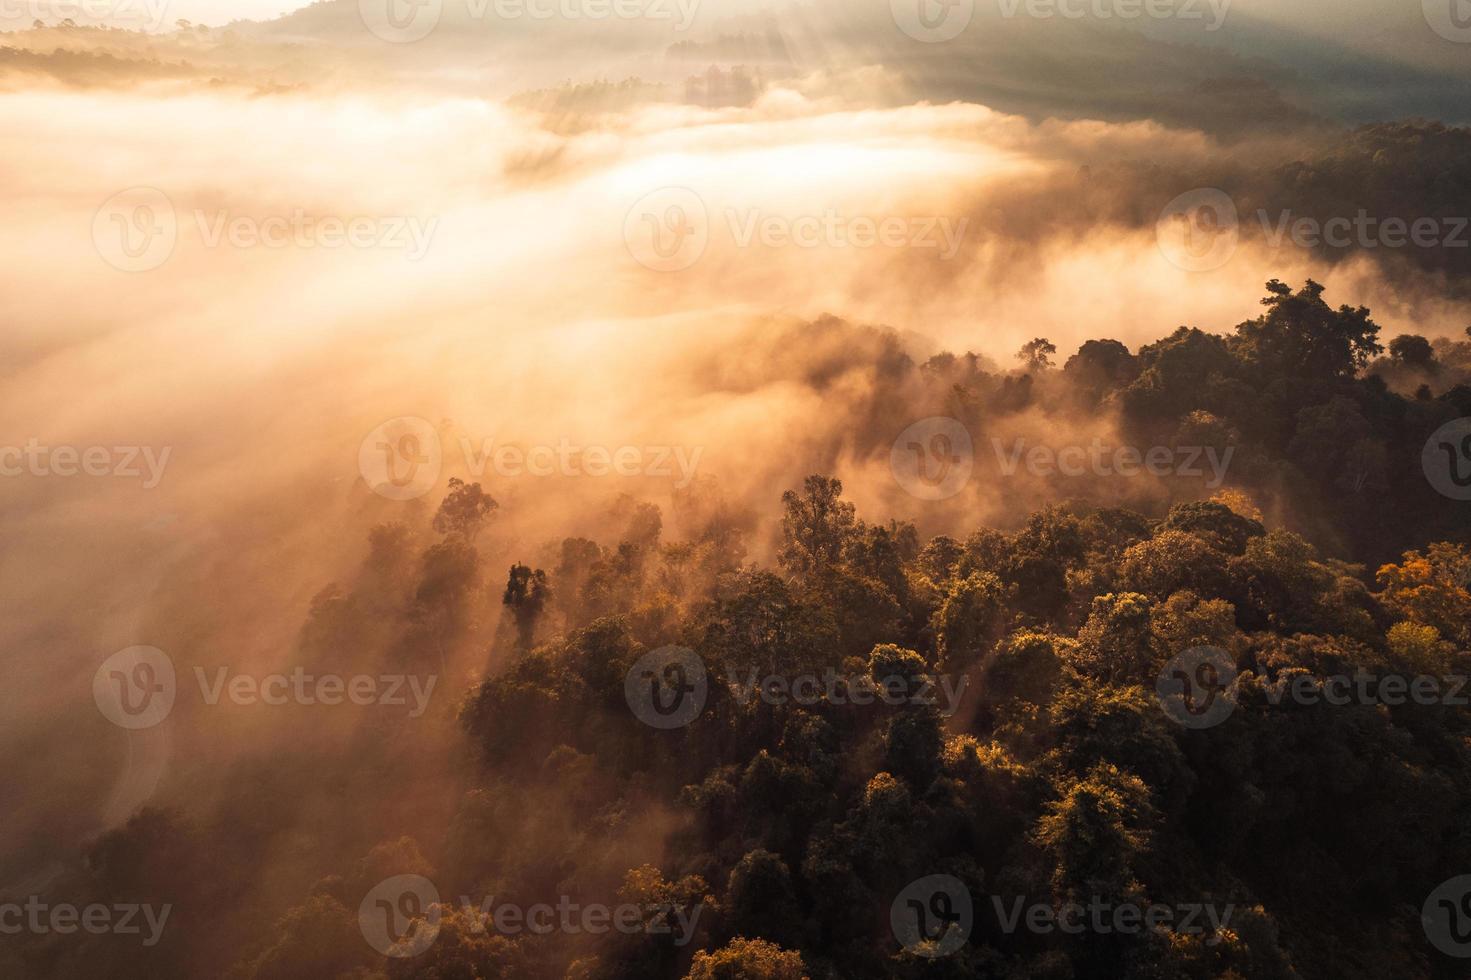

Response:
(3, 8), (1471, 969)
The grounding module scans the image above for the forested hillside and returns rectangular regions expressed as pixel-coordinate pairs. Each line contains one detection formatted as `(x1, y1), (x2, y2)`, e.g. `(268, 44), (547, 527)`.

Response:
(10, 280), (1471, 980)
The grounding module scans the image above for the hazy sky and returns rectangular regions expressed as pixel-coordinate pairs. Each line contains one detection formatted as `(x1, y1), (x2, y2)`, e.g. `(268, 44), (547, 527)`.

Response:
(166, 0), (311, 24)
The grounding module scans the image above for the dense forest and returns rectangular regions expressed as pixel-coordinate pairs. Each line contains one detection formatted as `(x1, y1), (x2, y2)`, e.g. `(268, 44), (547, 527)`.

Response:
(8, 280), (1471, 979)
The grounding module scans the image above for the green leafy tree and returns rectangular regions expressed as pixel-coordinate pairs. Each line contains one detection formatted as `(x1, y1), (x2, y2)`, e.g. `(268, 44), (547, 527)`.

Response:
(778, 475), (857, 579)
